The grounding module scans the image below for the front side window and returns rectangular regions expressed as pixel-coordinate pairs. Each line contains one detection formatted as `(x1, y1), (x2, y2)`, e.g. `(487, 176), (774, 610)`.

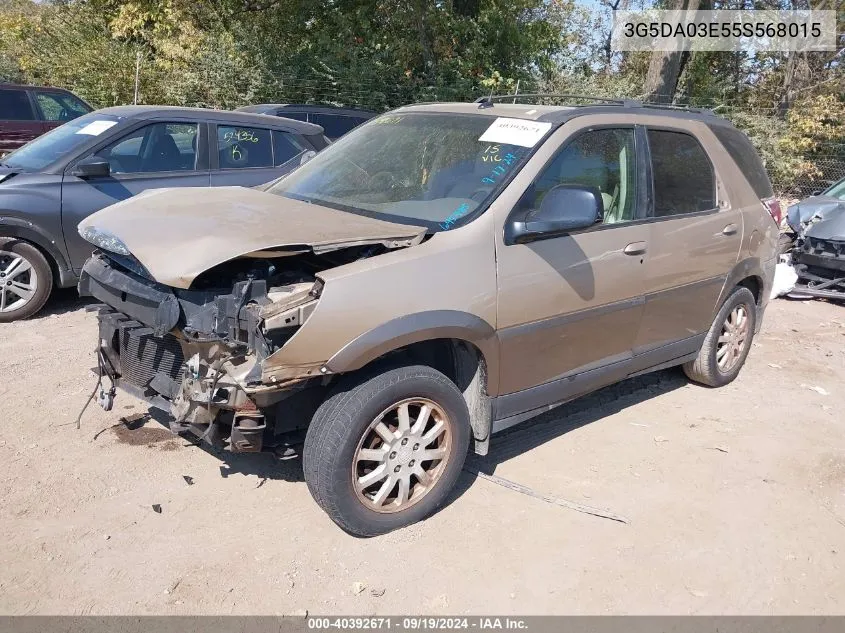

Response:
(217, 126), (273, 169)
(0, 89), (34, 121)
(95, 122), (198, 174)
(648, 130), (715, 217)
(267, 113), (534, 231)
(520, 128), (638, 225)
(34, 92), (91, 122)
(2, 113), (122, 171)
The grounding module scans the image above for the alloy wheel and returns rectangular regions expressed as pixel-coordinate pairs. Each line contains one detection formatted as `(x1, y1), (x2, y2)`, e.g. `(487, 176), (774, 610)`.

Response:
(352, 397), (452, 513)
(716, 303), (749, 373)
(0, 250), (38, 313)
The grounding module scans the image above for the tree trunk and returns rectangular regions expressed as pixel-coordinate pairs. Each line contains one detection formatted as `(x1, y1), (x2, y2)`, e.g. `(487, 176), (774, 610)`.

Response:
(642, 0), (709, 104)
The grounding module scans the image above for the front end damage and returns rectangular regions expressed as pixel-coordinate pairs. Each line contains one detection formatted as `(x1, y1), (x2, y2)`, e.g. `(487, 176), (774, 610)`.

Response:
(79, 245), (377, 454)
(786, 197), (845, 300)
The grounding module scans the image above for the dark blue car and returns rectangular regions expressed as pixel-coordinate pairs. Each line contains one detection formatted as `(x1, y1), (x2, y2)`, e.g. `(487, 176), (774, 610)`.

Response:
(0, 105), (328, 321)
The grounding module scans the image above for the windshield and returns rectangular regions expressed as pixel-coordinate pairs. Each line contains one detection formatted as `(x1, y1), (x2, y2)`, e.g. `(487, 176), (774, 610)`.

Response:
(1, 113), (122, 171)
(823, 177), (845, 200)
(266, 113), (537, 230)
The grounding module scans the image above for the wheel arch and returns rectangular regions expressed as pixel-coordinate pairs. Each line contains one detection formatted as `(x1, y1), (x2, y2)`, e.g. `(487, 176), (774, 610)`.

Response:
(0, 219), (72, 286)
(324, 311), (499, 455)
(717, 257), (767, 310)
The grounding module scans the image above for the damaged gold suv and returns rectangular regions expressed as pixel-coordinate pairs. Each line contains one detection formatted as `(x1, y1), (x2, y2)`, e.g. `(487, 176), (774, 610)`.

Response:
(78, 96), (779, 536)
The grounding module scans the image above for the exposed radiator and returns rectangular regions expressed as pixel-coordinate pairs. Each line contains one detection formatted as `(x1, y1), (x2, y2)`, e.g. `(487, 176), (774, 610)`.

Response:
(119, 327), (185, 391)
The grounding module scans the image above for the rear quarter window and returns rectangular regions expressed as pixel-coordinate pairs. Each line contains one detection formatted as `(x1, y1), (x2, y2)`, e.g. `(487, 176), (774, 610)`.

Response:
(708, 124), (773, 199)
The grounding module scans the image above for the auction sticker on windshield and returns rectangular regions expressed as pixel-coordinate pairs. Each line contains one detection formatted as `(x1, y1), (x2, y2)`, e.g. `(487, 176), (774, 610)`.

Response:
(479, 117), (551, 147)
(75, 120), (118, 136)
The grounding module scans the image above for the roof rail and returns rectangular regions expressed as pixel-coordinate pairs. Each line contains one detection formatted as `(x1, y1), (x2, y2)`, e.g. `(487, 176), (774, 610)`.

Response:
(475, 93), (638, 108)
(474, 93), (716, 116)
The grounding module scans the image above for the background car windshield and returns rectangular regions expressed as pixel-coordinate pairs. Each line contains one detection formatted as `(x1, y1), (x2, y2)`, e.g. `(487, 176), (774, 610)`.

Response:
(823, 178), (845, 200)
(267, 113), (531, 230)
(1, 113), (121, 171)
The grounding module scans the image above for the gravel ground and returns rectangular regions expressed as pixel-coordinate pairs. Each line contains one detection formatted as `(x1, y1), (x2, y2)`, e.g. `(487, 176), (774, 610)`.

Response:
(1, 290), (844, 615)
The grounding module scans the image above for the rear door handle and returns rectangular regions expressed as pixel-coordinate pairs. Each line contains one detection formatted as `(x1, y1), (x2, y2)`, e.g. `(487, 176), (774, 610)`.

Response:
(623, 241), (647, 256)
(722, 224), (738, 236)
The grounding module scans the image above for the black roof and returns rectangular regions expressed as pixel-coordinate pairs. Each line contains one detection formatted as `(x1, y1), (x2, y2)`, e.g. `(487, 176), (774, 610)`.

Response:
(96, 105), (324, 135)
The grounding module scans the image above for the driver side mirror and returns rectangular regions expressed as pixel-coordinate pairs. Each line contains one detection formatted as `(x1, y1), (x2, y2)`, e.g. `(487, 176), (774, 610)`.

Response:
(72, 156), (110, 179)
(509, 185), (603, 244)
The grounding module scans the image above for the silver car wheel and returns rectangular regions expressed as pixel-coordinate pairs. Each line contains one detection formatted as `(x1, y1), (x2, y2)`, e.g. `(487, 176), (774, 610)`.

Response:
(716, 304), (749, 373)
(352, 397), (452, 514)
(0, 250), (38, 313)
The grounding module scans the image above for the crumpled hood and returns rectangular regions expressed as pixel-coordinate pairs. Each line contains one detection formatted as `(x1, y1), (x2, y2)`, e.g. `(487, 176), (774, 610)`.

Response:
(78, 186), (426, 288)
(786, 195), (845, 235)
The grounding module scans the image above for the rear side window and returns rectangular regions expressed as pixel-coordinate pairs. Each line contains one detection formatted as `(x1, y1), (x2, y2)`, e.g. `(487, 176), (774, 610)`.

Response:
(708, 124), (774, 199)
(648, 130), (715, 217)
(34, 92), (91, 122)
(0, 89), (35, 120)
(218, 125), (273, 168)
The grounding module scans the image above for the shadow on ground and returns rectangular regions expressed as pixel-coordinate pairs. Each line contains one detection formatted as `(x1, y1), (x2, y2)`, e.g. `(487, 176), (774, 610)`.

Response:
(106, 407), (305, 484)
(30, 287), (95, 319)
(110, 367), (687, 507)
(449, 368), (689, 505)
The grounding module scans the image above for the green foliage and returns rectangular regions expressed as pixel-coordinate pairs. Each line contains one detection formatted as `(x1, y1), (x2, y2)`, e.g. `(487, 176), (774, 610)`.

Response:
(0, 0), (841, 194)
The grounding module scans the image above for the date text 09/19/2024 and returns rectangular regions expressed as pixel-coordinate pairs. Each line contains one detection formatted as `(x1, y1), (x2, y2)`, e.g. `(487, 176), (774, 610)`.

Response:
(307, 617), (529, 630)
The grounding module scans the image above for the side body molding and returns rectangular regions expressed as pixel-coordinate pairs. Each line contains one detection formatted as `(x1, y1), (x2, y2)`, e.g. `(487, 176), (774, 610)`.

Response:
(324, 310), (501, 395)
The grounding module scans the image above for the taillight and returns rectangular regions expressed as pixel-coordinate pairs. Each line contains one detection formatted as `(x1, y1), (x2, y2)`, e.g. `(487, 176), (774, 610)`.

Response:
(762, 198), (782, 227)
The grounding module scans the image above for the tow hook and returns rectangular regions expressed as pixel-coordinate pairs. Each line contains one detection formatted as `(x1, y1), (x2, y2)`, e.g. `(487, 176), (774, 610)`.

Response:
(97, 386), (116, 411)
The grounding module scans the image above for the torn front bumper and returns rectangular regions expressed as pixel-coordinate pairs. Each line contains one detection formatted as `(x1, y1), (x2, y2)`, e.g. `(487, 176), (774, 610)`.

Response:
(78, 252), (323, 452)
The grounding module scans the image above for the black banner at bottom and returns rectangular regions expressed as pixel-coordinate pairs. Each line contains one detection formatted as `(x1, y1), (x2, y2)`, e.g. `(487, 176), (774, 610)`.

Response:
(0, 616), (844, 633)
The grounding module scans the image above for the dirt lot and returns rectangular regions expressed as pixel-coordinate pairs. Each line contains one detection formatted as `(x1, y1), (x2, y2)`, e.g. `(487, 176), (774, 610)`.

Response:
(1, 290), (844, 615)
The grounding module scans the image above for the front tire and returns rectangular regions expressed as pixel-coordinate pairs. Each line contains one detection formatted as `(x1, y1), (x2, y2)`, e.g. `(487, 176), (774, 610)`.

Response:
(303, 365), (471, 537)
(683, 286), (757, 387)
(0, 238), (53, 323)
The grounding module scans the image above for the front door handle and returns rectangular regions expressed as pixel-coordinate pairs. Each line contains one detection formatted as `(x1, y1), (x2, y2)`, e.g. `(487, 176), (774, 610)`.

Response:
(722, 224), (738, 236)
(623, 241), (647, 256)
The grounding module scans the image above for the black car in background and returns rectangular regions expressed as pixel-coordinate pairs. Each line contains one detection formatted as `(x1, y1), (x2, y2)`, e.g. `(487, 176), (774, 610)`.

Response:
(0, 105), (327, 321)
(236, 104), (377, 139)
(0, 83), (93, 154)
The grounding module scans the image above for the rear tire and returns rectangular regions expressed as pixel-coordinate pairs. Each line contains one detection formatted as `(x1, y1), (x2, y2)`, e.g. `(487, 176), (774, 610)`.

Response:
(0, 238), (53, 323)
(303, 364), (470, 537)
(683, 286), (757, 387)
